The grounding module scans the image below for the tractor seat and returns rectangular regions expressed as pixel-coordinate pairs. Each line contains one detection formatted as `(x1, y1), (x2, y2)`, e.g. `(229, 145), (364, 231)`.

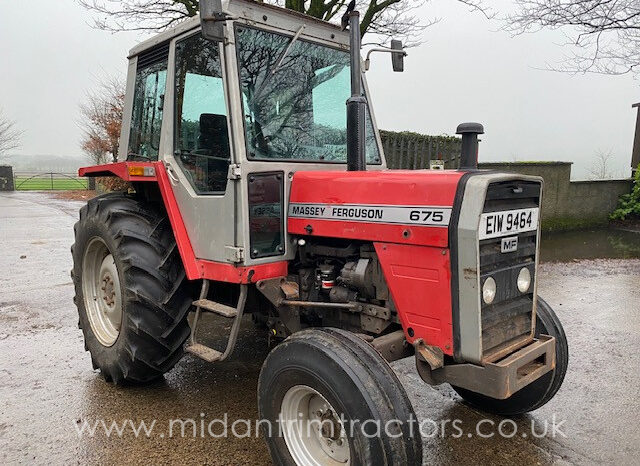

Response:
(198, 113), (230, 159)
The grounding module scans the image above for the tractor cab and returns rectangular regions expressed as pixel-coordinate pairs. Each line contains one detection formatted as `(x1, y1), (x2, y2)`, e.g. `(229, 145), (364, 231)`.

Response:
(119, 0), (385, 267)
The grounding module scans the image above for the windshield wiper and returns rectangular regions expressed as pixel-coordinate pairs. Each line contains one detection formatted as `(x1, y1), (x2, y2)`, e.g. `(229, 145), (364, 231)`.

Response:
(272, 25), (306, 75)
(127, 153), (151, 161)
(174, 149), (197, 157)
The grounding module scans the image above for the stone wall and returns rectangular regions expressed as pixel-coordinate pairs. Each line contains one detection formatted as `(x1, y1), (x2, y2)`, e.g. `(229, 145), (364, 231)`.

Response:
(479, 162), (633, 230)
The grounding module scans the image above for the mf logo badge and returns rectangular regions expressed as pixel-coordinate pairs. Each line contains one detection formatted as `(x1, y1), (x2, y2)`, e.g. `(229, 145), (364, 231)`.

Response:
(501, 236), (518, 253)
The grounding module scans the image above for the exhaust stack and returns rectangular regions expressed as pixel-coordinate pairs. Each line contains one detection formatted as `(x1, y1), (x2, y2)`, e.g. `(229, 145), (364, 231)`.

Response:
(344, 6), (367, 172)
(457, 122), (484, 170)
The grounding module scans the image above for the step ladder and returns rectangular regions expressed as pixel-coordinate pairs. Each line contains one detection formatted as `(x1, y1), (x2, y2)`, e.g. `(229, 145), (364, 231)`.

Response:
(185, 280), (248, 363)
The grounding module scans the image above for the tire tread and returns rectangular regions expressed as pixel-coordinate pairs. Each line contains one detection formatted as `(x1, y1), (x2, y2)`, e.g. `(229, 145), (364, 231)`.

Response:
(72, 192), (192, 384)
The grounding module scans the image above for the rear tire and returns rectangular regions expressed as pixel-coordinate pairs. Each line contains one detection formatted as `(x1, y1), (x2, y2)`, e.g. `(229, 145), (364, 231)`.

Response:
(258, 328), (422, 465)
(72, 192), (193, 384)
(453, 297), (569, 416)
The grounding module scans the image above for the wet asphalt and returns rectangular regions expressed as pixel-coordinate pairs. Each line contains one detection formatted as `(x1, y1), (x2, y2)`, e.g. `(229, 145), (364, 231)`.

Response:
(0, 191), (639, 465)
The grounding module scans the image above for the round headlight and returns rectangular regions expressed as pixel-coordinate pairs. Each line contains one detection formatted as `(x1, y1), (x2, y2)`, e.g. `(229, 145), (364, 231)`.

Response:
(517, 267), (532, 293)
(482, 277), (497, 304)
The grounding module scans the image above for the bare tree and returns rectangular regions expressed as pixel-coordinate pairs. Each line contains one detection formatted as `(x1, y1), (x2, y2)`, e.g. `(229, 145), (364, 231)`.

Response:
(505, 0), (640, 76)
(78, 0), (201, 32)
(0, 110), (22, 160)
(79, 76), (125, 165)
(588, 149), (616, 179)
(78, 0), (487, 46)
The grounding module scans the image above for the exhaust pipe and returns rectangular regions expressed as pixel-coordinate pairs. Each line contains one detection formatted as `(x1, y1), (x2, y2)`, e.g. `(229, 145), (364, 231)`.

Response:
(457, 122), (484, 170)
(345, 7), (367, 172)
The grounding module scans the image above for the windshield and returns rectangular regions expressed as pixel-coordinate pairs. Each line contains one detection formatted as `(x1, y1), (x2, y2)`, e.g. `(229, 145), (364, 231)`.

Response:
(235, 25), (381, 163)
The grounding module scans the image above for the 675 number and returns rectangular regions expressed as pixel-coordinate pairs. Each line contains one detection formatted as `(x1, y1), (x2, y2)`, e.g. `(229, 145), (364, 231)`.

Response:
(410, 210), (445, 223)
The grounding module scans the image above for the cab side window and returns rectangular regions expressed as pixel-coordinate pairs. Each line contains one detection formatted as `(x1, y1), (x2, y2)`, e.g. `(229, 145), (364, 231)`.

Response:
(174, 34), (231, 194)
(128, 45), (169, 160)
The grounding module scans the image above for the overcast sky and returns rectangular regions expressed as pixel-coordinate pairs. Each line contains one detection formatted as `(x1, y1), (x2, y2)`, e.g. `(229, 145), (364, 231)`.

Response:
(1, 0), (638, 179)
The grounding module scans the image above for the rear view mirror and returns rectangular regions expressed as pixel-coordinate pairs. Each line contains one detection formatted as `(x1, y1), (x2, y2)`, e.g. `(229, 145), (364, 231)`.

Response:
(200, 0), (225, 42)
(391, 40), (405, 72)
(364, 40), (408, 72)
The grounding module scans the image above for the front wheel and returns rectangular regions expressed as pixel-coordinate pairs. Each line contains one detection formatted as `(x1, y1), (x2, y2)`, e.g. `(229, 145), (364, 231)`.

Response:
(453, 297), (569, 416)
(258, 328), (422, 465)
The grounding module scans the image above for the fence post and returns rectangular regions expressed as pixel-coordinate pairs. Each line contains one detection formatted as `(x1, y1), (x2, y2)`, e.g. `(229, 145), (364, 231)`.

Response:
(0, 165), (15, 191)
(633, 103), (640, 176)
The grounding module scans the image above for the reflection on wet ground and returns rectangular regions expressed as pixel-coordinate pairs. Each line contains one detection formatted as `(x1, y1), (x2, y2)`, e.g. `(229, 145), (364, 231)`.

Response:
(541, 227), (640, 262)
(1, 192), (639, 465)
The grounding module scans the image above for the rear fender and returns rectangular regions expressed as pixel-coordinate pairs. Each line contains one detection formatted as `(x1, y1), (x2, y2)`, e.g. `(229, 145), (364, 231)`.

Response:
(78, 161), (159, 181)
(79, 162), (287, 284)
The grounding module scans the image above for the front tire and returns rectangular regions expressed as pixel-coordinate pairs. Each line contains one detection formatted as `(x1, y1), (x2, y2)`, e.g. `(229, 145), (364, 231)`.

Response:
(453, 297), (569, 416)
(258, 328), (422, 465)
(72, 192), (193, 384)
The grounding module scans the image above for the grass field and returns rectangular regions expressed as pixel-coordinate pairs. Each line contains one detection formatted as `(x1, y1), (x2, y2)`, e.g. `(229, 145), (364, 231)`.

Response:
(14, 176), (88, 191)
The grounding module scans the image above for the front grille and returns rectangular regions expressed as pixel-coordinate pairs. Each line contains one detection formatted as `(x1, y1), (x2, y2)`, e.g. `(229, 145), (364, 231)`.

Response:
(479, 181), (542, 359)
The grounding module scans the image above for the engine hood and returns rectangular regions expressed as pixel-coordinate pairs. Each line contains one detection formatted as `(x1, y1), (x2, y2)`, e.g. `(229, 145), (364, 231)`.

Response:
(287, 170), (466, 248)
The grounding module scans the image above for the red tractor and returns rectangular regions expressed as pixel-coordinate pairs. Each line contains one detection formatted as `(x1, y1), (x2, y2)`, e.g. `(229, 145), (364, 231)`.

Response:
(72, 0), (568, 463)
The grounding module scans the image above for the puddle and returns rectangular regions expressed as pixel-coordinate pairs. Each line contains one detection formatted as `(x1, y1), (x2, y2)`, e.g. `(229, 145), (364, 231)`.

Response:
(540, 227), (640, 262)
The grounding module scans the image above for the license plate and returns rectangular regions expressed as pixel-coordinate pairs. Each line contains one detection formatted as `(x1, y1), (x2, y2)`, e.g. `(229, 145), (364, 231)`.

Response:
(479, 207), (539, 240)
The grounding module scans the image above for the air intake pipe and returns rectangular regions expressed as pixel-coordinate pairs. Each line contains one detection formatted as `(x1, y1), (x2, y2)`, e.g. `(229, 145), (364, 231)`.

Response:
(457, 122), (484, 170)
(344, 3), (367, 172)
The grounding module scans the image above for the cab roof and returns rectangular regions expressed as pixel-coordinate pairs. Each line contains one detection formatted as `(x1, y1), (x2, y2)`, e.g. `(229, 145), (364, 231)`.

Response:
(128, 0), (349, 58)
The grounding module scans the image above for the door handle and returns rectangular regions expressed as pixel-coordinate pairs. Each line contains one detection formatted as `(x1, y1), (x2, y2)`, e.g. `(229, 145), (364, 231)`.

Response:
(165, 162), (180, 186)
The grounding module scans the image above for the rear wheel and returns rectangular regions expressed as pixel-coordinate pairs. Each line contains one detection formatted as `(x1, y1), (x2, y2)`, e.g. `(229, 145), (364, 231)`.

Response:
(72, 192), (193, 384)
(453, 297), (569, 416)
(258, 328), (422, 465)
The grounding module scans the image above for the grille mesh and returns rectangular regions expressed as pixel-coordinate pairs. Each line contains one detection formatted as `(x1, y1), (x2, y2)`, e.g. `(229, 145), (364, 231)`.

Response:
(479, 181), (542, 358)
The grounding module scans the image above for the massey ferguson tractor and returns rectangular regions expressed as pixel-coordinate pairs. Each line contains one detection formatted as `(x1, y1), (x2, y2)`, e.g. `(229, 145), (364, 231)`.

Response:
(72, 0), (568, 463)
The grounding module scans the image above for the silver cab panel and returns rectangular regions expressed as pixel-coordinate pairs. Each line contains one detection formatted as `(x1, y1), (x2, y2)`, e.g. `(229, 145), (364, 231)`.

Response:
(118, 0), (386, 266)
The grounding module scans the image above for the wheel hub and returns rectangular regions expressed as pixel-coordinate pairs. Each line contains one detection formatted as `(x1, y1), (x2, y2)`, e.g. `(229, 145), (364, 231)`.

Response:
(101, 274), (116, 306)
(82, 238), (122, 347)
(319, 409), (342, 441)
(280, 385), (350, 465)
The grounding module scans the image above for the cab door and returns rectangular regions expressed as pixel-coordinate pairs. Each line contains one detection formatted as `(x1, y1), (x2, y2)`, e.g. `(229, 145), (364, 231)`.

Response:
(160, 31), (238, 263)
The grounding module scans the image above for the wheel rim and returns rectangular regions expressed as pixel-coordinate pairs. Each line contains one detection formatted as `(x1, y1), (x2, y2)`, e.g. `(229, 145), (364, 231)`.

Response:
(82, 237), (122, 347)
(280, 385), (351, 465)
